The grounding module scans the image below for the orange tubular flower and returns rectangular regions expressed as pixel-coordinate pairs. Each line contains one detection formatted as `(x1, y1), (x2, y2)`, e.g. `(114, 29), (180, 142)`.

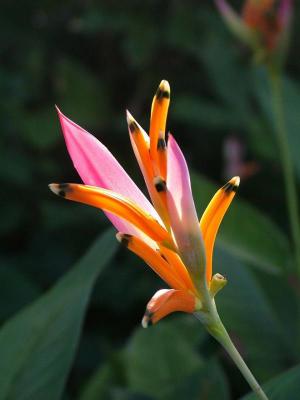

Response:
(49, 80), (239, 327)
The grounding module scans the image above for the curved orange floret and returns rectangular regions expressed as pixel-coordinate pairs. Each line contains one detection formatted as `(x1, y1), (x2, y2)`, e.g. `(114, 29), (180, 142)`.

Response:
(149, 80), (170, 175)
(49, 183), (171, 245)
(200, 177), (240, 283)
(142, 289), (196, 327)
(158, 245), (198, 296)
(156, 131), (167, 180)
(127, 111), (153, 183)
(116, 233), (189, 291)
(127, 111), (169, 225)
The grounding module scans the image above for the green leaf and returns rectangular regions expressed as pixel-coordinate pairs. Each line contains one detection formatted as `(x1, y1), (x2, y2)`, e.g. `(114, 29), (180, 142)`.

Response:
(279, 78), (300, 180)
(241, 364), (300, 400)
(163, 358), (230, 400)
(80, 363), (115, 400)
(125, 321), (203, 399)
(253, 70), (300, 180)
(0, 261), (41, 321)
(199, 22), (251, 122)
(0, 229), (117, 400)
(79, 352), (132, 400)
(192, 173), (291, 273)
(173, 95), (240, 130)
(125, 318), (229, 400)
(79, 359), (118, 400)
(80, 316), (229, 400)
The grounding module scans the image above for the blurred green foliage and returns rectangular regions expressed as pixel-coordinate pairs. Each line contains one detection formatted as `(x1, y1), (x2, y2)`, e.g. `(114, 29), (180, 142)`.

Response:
(2, 1), (300, 399)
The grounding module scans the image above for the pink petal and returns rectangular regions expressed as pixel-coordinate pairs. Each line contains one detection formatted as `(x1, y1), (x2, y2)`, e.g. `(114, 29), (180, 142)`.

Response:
(166, 135), (206, 288)
(214, 0), (231, 15)
(56, 107), (161, 235)
(279, 0), (293, 28)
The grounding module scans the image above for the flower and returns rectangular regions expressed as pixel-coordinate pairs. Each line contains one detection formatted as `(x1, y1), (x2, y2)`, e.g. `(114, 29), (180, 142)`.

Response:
(242, 0), (286, 50)
(215, 0), (292, 64)
(49, 80), (239, 327)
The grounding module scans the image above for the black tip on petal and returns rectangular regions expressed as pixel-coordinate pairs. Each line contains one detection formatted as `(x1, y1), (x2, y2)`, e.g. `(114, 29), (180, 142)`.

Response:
(154, 177), (166, 192)
(128, 120), (138, 134)
(142, 309), (154, 328)
(49, 183), (72, 197)
(222, 177), (240, 194)
(156, 88), (170, 101)
(116, 233), (132, 247)
(222, 182), (237, 193)
(157, 137), (166, 151)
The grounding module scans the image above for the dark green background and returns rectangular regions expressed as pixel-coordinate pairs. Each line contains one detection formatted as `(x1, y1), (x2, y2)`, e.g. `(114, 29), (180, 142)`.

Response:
(2, 1), (300, 399)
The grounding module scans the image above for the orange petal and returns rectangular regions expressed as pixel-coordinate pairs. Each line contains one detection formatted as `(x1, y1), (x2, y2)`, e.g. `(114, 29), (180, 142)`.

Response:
(152, 176), (169, 215)
(126, 111), (153, 183)
(141, 289), (196, 327)
(49, 183), (170, 244)
(150, 80), (170, 169)
(116, 233), (188, 291)
(200, 177), (240, 283)
(127, 111), (170, 227)
(156, 132), (167, 180)
(158, 246), (197, 296)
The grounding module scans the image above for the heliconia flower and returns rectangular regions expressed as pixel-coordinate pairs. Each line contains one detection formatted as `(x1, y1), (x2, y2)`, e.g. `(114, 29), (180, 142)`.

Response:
(242, 0), (292, 51)
(215, 0), (292, 62)
(49, 80), (239, 327)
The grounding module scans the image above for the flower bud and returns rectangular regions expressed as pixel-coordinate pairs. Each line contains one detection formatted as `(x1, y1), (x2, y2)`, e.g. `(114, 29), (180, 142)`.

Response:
(215, 0), (293, 68)
(209, 273), (227, 297)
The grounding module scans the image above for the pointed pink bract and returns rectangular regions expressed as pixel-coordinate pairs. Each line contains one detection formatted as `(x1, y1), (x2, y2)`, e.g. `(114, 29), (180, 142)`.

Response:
(166, 135), (205, 287)
(166, 134), (200, 238)
(215, 0), (230, 15)
(279, 0), (292, 28)
(56, 107), (161, 235)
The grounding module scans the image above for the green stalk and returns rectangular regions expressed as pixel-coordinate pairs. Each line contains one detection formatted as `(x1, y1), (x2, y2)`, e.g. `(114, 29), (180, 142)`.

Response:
(195, 300), (269, 400)
(212, 322), (269, 400)
(268, 69), (300, 275)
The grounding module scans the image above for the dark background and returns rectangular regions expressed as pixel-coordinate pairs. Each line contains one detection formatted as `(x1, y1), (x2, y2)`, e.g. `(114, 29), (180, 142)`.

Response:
(2, 1), (300, 399)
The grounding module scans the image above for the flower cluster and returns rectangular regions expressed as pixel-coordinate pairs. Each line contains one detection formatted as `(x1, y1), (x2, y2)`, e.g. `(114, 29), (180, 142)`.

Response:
(50, 81), (238, 327)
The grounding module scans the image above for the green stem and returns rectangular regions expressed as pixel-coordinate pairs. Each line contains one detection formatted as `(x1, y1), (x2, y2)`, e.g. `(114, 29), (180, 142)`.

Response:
(195, 300), (269, 400)
(268, 69), (300, 275)
(216, 324), (268, 400)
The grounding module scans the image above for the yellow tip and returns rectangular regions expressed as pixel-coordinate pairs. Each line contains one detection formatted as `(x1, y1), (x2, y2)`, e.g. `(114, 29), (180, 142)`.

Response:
(141, 316), (149, 328)
(116, 232), (123, 243)
(126, 110), (140, 135)
(48, 183), (60, 195)
(126, 109), (133, 124)
(231, 176), (240, 187)
(48, 183), (71, 197)
(116, 232), (132, 246)
(159, 80), (170, 93)
(222, 176), (240, 193)
(155, 80), (170, 101)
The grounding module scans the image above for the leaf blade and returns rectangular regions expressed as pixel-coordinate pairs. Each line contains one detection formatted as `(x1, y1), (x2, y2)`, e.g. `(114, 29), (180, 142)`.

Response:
(241, 364), (300, 400)
(0, 229), (117, 400)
